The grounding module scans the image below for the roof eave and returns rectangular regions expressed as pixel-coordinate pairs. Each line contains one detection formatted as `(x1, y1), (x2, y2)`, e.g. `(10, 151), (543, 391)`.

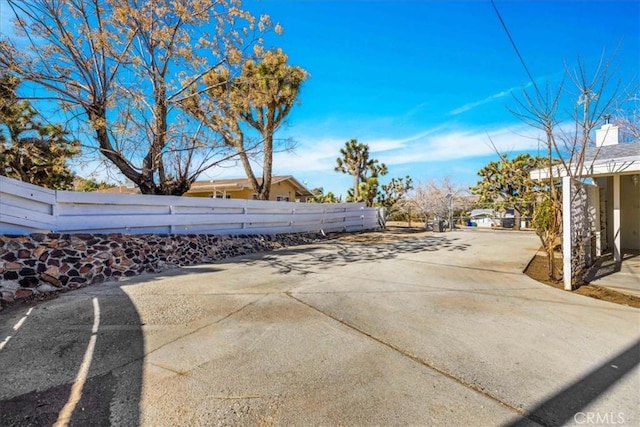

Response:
(531, 156), (640, 180)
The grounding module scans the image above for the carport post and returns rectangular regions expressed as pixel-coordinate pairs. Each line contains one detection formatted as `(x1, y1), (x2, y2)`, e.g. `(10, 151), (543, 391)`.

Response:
(613, 175), (621, 262)
(562, 177), (572, 291)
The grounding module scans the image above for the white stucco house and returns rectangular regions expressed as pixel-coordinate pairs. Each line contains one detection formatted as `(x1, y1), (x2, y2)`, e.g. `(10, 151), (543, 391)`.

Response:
(468, 209), (515, 228)
(531, 122), (640, 290)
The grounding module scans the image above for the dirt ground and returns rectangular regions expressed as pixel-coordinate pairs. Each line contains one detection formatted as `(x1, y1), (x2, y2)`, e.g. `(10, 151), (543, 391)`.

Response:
(523, 253), (640, 309)
(327, 223), (433, 243)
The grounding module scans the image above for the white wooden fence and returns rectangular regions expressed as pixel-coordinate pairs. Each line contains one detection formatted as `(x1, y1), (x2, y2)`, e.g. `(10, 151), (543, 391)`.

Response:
(0, 176), (379, 235)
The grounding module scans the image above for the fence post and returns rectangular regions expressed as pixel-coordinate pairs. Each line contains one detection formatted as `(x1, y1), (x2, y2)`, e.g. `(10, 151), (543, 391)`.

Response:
(52, 189), (59, 233)
(169, 205), (175, 234)
(241, 206), (247, 230)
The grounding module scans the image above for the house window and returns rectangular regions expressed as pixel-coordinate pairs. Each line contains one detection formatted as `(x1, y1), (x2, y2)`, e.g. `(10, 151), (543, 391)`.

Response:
(215, 195), (224, 199)
(225, 195), (231, 199)
(276, 195), (289, 202)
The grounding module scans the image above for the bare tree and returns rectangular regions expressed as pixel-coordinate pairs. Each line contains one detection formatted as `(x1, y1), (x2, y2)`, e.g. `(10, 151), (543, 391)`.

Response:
(0, 0), (275, 194)
(613, 90), (640, 140)
(409, 177), (465, 226)
(512, 55), (634, 280)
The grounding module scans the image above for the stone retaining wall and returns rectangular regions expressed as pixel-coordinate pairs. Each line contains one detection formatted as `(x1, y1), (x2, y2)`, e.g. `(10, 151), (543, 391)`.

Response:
(0, 232), (323, 310)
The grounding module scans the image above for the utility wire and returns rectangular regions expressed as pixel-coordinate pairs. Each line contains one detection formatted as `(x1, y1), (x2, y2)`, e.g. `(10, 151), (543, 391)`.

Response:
(490, 0), (542, 99)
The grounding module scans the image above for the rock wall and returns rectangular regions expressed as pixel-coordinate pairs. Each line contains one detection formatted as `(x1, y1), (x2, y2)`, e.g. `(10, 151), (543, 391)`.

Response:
(0, 232), (323, 309)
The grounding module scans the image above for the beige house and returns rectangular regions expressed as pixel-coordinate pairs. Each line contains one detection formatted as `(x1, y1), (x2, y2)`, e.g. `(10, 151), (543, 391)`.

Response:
(185, 175), (314, 202)
(98, 175), (314, 202)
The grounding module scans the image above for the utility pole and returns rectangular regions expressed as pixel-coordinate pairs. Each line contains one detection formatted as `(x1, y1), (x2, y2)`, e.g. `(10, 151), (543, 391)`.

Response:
(445, 193), (453, 231)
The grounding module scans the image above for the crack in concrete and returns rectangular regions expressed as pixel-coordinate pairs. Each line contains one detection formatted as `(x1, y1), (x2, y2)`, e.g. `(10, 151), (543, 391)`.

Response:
(148, 361), (190, 376)
(145, 294), (267, 358)
(399, 257), (529, 276)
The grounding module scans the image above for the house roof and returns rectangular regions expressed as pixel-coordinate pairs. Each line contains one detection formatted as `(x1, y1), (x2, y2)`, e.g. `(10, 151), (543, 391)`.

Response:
(97, 175), (314, 197)
(98, 185), (140, 194)
(579, 140), (640, 177)
(469, 209), (494, 217)
(584, 141), (640, 163)
(531, 140), (640, 180)
(188, 175), (313, 197)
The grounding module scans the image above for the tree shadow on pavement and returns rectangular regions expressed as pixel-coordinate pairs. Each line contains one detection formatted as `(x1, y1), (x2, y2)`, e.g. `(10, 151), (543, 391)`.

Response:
(0, 286), (144, 426)
(244, 235), (470, 275)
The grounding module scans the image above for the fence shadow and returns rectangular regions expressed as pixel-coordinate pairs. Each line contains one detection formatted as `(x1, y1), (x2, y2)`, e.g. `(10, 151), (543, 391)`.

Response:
(0, 286), (144, 426)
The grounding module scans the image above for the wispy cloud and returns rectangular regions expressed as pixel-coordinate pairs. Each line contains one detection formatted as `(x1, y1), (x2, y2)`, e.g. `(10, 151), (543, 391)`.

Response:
(273, 137), (345, 174)
(449, 91), (511, 115)
(380, 124), (544, 166)
(198, 136), (347, 181)
(449, 82), (533, 115)
(367, 128), (443, 153)
(250, 122), (544, 177)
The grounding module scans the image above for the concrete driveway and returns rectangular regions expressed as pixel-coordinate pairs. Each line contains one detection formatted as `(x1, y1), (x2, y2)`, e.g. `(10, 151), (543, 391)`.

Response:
(1, 230), (638, 426)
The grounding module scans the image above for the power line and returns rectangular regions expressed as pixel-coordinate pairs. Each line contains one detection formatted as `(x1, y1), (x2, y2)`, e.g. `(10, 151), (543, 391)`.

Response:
(490, 0), (542, 98)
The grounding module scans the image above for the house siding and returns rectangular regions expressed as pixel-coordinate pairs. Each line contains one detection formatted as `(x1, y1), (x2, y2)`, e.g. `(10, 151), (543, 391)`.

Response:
(620, 175), (640, 250)
(185, 180), (309, 202)
(597, 176), (640, 251)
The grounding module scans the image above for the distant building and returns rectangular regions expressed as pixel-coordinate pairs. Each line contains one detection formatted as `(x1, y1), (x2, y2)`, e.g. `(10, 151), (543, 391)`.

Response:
(468, 208), (514, 228)
(185, 175), (314, 202)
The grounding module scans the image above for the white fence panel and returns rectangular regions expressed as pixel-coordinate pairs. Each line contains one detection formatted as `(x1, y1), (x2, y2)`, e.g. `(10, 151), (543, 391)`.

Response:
(0, 176), (56, 232)
(58, 203), (173, 216)
(0, 176), (379, 235)
(56, 190), (198, 206)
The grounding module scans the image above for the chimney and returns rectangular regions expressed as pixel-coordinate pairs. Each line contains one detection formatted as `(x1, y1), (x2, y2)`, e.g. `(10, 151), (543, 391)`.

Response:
(595, 120), (619, 147)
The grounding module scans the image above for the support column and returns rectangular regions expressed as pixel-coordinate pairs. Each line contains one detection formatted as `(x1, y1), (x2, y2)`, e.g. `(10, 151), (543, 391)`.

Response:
(593, 186), (601, 258)
(613, 175), (621, 262)
(562, 176), (572, 291)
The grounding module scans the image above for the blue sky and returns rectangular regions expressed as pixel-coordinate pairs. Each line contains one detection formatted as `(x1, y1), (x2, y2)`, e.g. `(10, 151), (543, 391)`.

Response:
(224, 0), (639, 197)
(1, 0), (638, 197)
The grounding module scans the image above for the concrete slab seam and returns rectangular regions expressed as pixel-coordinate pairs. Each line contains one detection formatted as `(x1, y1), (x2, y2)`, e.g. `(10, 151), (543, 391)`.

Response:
(145, 294), (267, 358)
(285, 292), (546, 427)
